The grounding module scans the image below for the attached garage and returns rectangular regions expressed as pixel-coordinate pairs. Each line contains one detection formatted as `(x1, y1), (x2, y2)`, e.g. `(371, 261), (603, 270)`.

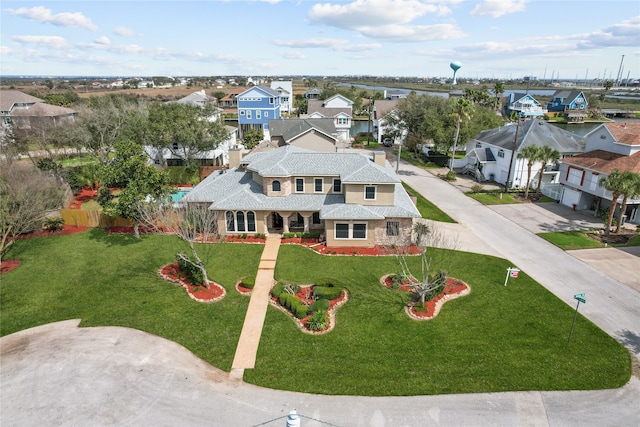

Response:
(561, 187), (581, 209)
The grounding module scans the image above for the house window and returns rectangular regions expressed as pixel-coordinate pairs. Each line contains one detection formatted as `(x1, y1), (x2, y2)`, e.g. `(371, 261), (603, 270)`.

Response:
(314, 178), (323, 193)
(312, 212), (321, 225)
(295, 178), (304, 193)
(386, 221), (399, 236)
(337, 117), (348, 125)
(225, 210), (257, 233)
(335, 223), (367, 240)
(256, 110), (261, 119)
(567, 167), (584, 186)
(498, 150), (505, 158)
(247, 110), (252, 119)
(236, 212), (245, 232)
(365, 185), (376, 200)
(335, 223), (349, 239)
(475, 142), (482, 148)
(272, 180), (281, 192)
(239, 110), (245, 116)
(269, 97), (274, 104)
(265, 112), (269, 117)
(172, 142), (179, 150)
(589, 173), (599, 191)
(353, 223), (367, 239)
(247, 212), (256, 232)
(333, 179), (342, 193)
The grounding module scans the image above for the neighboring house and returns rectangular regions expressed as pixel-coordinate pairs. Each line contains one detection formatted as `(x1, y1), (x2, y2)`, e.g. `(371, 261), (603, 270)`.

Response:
(304, 88), (322, 99)
(270, 81), (294, 114)
(0, 90), (76, 137)
(384, 90), (408, 100)
(237, 85), (282, 139)
(307, 94), (354, 143)
(464, 119), (585, 188)
(182, 145), (420, 248)
(546, 90), (588, 122)
(145, 90), (238, 168)
(219, 89), (243, 110)
(558, 122), (640, 223)
(373, 99), (405, 145)
(504, 93), (546, 118)
(268, 118), (343, 152)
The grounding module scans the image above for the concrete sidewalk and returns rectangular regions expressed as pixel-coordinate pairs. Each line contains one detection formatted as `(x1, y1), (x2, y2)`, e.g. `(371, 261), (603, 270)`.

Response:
(230, 235), (281, 380)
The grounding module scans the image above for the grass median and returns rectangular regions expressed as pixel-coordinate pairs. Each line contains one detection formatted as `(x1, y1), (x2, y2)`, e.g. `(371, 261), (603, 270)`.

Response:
(1, 231), (631, 396)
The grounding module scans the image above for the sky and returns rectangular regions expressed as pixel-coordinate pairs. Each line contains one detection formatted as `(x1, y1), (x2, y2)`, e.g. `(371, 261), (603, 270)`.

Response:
(1, 0), (639, 80)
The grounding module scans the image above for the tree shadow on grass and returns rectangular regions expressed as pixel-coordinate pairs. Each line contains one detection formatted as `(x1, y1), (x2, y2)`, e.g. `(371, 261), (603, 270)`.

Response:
(87, 227), (143, 247)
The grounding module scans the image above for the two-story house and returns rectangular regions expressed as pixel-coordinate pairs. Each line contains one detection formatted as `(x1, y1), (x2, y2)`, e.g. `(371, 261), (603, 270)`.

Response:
(270, 81), (293, 114)
(237, 85), (281, 139)
(307, 94), (353, 143)
(465, 119), (585, 187)
(373, 99), (406, 145)
(558, 122), (640, 224)
(1, 90), (76, 137)
(182, 145), (420, 248)
(504, 93), (546, 118)
(547, 90), (589, 122)
(268, 118), (344, 152)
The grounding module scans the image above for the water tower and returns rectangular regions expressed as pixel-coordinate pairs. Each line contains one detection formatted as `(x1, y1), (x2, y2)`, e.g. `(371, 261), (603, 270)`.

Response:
(450, 61), (462, 85)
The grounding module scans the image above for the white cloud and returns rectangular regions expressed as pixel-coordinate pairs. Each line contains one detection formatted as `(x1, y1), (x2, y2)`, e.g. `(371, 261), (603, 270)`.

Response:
(470, 0), (526, 18)
(94, 36), (111, 46)
(272, 37), (382, 51)
(278, 51), (306, 59)
(0, 46), (13, 55)
(358, 23), (466, 42)
(6, 6), (98, 31)
(576, 16), (640, 49)
(11, 35), (68, 50)
(309, 0), (451, 29)
(113, 26), (137, 37)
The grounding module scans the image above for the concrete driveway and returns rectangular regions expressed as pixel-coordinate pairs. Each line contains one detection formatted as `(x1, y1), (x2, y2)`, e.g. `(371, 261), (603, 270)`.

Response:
(2, 320), (640, 427)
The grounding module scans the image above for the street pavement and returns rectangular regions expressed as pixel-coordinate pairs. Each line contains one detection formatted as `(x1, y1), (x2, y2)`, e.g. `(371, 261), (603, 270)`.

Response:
(1, 156), (639, 426)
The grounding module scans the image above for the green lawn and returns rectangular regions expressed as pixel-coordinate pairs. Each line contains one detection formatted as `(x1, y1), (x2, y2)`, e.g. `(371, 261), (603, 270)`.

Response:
(467, 191), (522, 205)
(539, 230), (605, 250)
(402, 182), (456, 223)
(1, 232), (630, 396)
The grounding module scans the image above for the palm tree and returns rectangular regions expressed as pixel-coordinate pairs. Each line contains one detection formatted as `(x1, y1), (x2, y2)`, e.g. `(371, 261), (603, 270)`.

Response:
(615, 171), (640, 233)
(449, 97), (473, 170)
(494, 81), (505, 113)
(535, 146), (560, 195)
(518, 145), (541, 200)
(599, 169), (625, 235)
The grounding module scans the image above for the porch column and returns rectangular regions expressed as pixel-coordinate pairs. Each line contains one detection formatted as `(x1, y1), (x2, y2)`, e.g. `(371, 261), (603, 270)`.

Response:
(303, 216), (309, 233)
(263, 213), (269, 234)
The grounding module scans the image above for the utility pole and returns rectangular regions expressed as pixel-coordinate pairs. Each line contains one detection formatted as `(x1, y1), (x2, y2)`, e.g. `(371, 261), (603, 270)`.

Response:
(505, 114), (522, 191)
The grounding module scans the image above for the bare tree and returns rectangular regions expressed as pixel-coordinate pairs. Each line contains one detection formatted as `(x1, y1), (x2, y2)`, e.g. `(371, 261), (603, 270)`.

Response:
(0, 160), (67, 259)
(138, 200), (218, 288)
(394, 221), (459, 305)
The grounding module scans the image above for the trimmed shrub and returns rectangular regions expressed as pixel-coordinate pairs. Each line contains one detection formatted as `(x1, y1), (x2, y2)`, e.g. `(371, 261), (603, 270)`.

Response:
(309, 298), (330, 314)
(43, 217), (64, 232)
(313, 285), (343, 301)
(241, 276), (255, 289)
(176, 253), (204, 286)
(272, 282), (286, 298)
(294, 303), (308, 319)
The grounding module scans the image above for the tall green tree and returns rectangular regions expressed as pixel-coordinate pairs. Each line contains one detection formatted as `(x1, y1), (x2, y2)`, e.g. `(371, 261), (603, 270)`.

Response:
(518, 145), (541, 199)
(449, 97), (473, 170)
(535, 146), (560, 194)
(146, 102), (228, 168)
(599, 169), (625, 235)
(493, 82), (505, 113)
(615, 171), (640, 233)
(98, 140), (173, 239)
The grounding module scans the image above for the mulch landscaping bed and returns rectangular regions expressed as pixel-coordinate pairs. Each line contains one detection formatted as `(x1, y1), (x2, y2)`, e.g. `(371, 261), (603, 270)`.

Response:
(67, 188), (99, 209)
(380, 275), (470, 320)
(586, 231), (639, 245)
(159, 262), (226, 303)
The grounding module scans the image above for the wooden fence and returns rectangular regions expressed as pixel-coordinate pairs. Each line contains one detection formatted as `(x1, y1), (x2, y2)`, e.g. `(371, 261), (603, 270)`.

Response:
(60, 209), (132, 228)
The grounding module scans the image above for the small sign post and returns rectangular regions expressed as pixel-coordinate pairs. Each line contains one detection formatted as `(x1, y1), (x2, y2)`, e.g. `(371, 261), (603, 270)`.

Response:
(504, 267), (520, 286)
(567, 293), (586, 343)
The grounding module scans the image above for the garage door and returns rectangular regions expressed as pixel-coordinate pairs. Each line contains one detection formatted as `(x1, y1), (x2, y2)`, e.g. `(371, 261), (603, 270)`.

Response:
(561, 187), (580, 208)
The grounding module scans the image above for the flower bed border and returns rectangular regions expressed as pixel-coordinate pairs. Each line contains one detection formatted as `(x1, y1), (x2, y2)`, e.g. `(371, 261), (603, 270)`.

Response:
(380, 274), (470, 321)
(158, 263), (226, 303)
(269, 284), (349, 335)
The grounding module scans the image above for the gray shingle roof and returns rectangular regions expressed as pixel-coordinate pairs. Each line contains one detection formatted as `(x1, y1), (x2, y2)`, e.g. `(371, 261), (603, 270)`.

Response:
(472, 119), (585, 154)
(268, 118), (337, 143)
(242, 146), (400, 183)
